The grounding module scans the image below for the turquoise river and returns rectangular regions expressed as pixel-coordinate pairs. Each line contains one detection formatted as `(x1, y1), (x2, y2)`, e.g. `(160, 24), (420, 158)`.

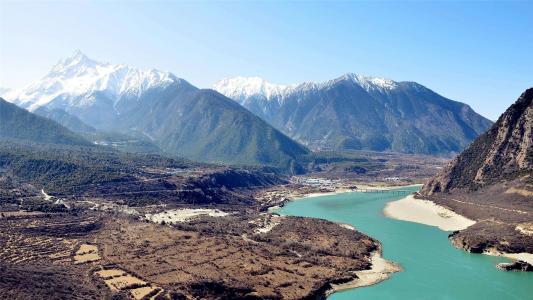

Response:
(276, 186), (533, 299)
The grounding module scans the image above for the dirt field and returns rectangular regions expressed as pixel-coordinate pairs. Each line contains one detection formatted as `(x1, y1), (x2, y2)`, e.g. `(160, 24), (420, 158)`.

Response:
(0, 206), (378, 299)
(95, 215), (376, 299)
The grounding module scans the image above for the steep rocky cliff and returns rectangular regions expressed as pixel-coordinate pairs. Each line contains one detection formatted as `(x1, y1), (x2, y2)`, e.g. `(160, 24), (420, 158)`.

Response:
(419, 88), (533, 260)
(422, 88), (532, 195)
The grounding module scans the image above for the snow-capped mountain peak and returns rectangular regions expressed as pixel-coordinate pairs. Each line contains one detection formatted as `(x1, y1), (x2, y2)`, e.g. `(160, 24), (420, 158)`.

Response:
(212, 76), (297, 104)
(340, 73), (398, 90)
(49, 50), (99, 75)
(6, 51), (178, 111)
(213, 73), (400, 104)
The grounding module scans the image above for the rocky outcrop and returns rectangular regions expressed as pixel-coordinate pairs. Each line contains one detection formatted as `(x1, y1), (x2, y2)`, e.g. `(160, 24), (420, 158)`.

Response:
(496, 261), (533, 272)
(448, 221), (533, 254)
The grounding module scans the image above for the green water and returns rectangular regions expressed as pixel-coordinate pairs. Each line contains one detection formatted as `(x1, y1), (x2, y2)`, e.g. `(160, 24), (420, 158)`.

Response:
(277, 186), (533, 299)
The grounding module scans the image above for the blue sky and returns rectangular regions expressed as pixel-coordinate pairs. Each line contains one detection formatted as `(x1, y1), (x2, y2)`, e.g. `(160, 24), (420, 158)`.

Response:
(1, 1), (531, 120)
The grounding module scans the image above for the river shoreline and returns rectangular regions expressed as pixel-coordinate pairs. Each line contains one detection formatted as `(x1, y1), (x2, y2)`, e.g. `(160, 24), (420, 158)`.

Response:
(266, 183), (421, 212)
(292, 183), (423, 201)
(327, 250), (402, 295)
(384, 194), (533, 265)
(277, 184), (533, 298)
(483, 249), (533, 265)
(274, 183), (419, 298)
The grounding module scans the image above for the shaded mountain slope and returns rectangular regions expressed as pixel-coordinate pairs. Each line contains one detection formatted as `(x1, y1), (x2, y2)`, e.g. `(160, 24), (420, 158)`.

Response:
(0, 98), (90, 146)
(34, 106), (97, 134)
(133, 88), (310, 168)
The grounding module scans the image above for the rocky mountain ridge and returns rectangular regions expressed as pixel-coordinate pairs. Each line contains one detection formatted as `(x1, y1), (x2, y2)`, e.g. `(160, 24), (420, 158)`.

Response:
(422, 88), (532, 194)
(214, 74), (493, 155)
(419, 88), (533, 263)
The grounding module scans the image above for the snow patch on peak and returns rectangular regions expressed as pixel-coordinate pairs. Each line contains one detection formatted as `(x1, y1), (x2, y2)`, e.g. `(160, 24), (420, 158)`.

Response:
(213, 76), (298, 103)
(339, 73), (398, 91)
(214, 73), (400, 104)
(52, 50), (97, 72)
(7, 51), (179, 111)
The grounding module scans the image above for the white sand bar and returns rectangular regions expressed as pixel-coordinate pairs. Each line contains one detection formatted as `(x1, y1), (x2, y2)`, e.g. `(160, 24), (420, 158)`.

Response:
(384, 195), (476, 231)
(144, 208), (229, 224)
(483, 248), (533, 265)
(503, 253), (533, 265)
(330, 251), (401, 292)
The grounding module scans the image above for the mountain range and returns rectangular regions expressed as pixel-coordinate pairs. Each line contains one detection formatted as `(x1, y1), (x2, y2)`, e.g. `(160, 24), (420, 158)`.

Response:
(2, 52), (309, 169)
(2, 51), (495, 169)
(213, 75), (493, 155)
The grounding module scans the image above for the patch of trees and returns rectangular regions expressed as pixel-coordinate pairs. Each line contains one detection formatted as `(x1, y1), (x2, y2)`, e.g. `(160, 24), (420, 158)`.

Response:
(0, 140), (189, 196)
(20, 198), (67, 212)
